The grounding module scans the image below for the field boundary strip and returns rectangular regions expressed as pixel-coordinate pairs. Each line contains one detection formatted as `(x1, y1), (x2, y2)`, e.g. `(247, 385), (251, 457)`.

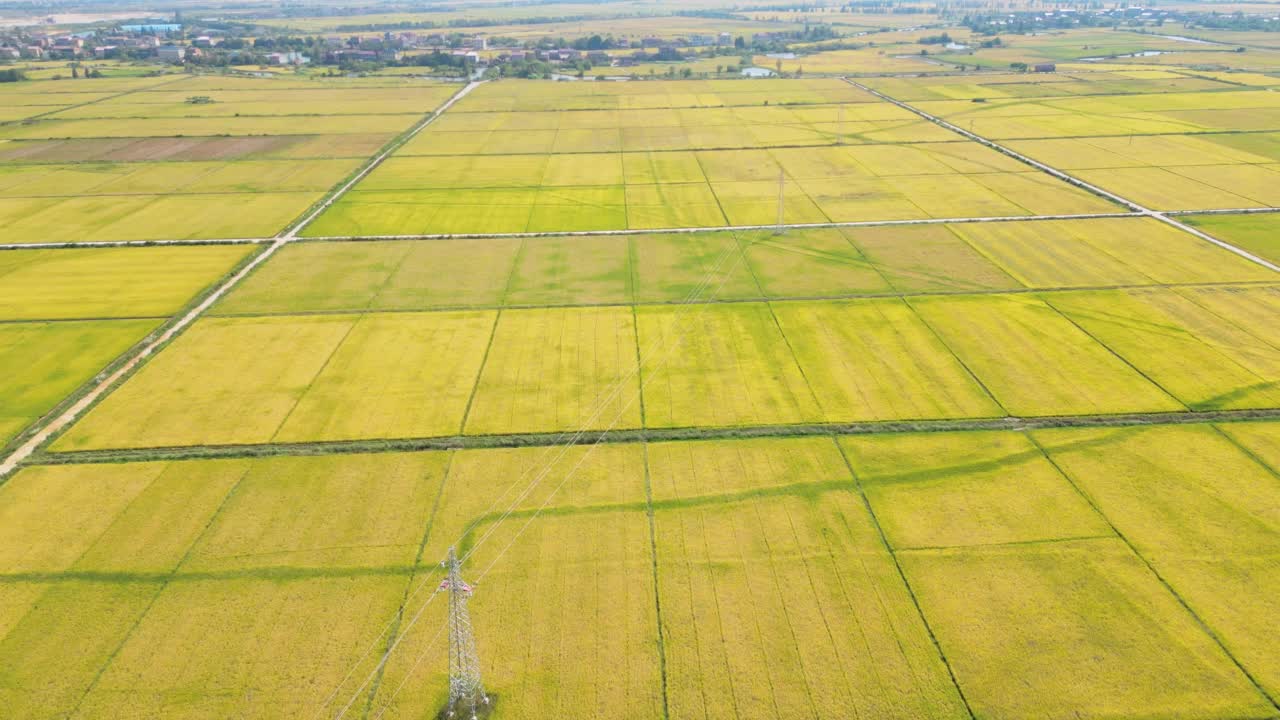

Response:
(0, 80), (487, 481)
(6, 210), (1280, 252)
(0, 237), (274, 251)
(0, 212), (1144, 251)
(29, 406), (1280, 467)
(302, 211), (1148, 242)
(844, 77), (1280, 275)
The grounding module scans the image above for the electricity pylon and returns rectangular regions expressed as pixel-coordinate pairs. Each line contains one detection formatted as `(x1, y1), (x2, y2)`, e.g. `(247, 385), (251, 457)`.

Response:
(441, 547), (488, 719)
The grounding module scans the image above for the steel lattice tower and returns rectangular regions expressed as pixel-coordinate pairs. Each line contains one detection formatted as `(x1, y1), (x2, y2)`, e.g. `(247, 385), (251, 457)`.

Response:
(442, 547), (488, 719)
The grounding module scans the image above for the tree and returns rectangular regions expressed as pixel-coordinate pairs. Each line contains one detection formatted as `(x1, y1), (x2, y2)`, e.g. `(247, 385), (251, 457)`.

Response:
(775, 58), (782, 73)
(796, 66), (803, 77)
(715, 64), (723, 75)
(734, 35), (745, 49)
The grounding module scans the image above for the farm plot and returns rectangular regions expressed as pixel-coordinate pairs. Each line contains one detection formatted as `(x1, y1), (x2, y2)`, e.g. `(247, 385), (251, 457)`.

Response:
(1224, 421), (1280, 472)
(48, 84), (457, 119)
(861, 70), (1233, 102)
(648, 437), (968, 720)
(452, 78), (877, 113)
(0, 580), (165, 717)
(841, 431), (1111, 550)
(465, 307), (641, 435)
(0, 452), (450, 719)
(0, 192), (324, 244)
(0, 113), (418, 140)
(0, 77), (453, 245)
(947, 217), (1277, 287)
(0, 134), (396, 162)
(1185, 212), (1280, 264)
(52, 311), (496, 450)
(912, 89), (1280, 140)
(636, 302), (821, 428)
(1046, 288), (1280, 410)
(221, 226), (1089, 317)
(757, 47), (947, 75)
(739, 228), (890, 297)
(271, 311), (495, 443)
(0, 319), (157, 446)
(1175, 285), (1280, 350)
(842, 224), (1021, 293)
(1035, 424), (1280, 700)
(372, 444), (662, 720)
(504, 235), (631, 306)
(216, 238), (522, 314)
(631, 232), (762, 303)
(0, 151), (372, 244)
(0, 76), (177, 125)
(899, 538), (1274, 720)
(0, 244), (251, 320)
(0, 459), (251, 717)
(909, 294), (1183, 416)
(0, 158), (361, 197)
(74, 575), (413, 719)
(771, 300), (1001, 423)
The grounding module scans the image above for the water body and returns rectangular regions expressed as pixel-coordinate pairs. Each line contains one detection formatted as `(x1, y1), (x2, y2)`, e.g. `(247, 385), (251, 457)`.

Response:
(765, 52), (797, 59)
(742, 67), (777, 77)
(1080, 49), (1167, 61)
(1157, 34), (1222, 45)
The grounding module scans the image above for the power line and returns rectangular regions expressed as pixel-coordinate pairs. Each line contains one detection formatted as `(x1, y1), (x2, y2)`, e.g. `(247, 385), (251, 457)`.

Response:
(320, 235), (750, 719)
(365, 234), (754, 720)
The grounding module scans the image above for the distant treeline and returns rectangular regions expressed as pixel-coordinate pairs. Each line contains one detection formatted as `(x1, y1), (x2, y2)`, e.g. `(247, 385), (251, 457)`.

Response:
(1183, 13), (1280, 32)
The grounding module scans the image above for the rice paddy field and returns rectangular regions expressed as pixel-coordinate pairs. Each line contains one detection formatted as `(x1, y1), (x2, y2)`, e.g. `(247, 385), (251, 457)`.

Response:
(2, 39), (1280, 720)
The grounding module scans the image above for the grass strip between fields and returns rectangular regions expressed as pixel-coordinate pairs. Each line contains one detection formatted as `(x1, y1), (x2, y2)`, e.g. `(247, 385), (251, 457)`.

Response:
(28, 409), (1280, 467)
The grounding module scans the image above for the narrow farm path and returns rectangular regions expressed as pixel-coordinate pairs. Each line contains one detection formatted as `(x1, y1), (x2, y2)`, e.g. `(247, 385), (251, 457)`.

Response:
(33, 405), (1280, 467)
(0, 80), (486, 479)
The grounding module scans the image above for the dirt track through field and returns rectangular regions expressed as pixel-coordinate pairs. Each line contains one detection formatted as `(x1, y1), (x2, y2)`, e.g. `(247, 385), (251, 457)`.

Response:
(0, 80), (485, 480)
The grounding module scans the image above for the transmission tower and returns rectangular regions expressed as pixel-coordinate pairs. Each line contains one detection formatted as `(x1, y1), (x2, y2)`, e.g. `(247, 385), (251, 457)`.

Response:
(441, 547), (488, 719)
